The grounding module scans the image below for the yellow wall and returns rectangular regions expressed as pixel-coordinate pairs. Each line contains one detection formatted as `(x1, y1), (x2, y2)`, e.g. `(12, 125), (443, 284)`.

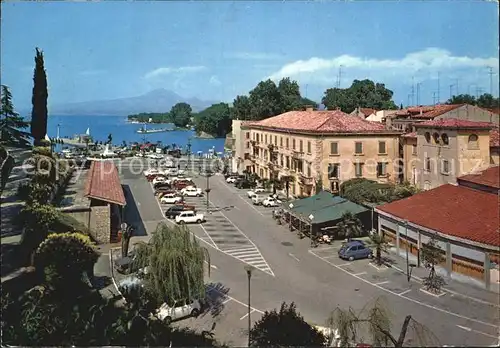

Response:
(491, 147), (500, 165)
(402, 137), (418, 185)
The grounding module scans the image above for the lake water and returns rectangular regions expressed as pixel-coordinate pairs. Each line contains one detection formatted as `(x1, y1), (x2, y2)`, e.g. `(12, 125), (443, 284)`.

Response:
(47, 115), (226, 153)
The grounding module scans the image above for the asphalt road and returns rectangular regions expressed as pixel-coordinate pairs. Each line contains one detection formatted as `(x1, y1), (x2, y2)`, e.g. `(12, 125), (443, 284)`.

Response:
(121, 165), (500, 347)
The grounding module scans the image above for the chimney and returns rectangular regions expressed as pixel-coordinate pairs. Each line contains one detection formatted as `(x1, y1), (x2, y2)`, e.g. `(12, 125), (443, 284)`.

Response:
(305, 105), (314, 112)
(420, 108), (423, 116)
(336, 107), (341, 111)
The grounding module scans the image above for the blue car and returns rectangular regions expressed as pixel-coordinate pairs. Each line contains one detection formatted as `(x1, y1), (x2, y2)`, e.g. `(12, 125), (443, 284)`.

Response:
(338, 240), (373, 261)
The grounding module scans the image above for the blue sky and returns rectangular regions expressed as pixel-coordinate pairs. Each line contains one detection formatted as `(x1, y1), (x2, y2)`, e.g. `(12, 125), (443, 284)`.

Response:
(1, 1), (498, 110)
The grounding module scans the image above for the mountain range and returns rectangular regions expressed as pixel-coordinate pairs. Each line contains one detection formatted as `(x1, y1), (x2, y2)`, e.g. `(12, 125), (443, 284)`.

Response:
(42, 89), (216, 116)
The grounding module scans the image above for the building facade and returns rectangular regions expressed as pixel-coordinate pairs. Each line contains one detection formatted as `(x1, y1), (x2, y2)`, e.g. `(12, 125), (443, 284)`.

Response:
(240, 108), (401, 197)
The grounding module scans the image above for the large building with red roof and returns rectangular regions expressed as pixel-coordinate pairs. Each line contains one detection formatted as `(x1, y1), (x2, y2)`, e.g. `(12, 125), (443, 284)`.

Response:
(238, 106), (401, 196)
(375, 165), (499, 290)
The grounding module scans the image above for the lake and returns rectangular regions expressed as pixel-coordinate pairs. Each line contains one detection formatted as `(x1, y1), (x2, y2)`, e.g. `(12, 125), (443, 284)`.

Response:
(47, 115), (226, 153)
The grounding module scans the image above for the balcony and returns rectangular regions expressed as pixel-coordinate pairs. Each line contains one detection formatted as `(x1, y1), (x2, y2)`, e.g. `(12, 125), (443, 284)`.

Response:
(292, 150), (304, 159)
(299, 173), (314, 186)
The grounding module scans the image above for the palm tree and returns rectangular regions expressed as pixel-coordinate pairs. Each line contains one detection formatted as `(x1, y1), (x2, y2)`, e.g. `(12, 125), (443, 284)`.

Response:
(369, 232), (388, 266)
(336, 212), (363, 241)
(133, 223), (210, 305)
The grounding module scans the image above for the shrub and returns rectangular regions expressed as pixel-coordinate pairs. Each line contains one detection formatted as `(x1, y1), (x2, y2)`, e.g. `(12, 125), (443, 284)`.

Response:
(32, 146), (53, 158)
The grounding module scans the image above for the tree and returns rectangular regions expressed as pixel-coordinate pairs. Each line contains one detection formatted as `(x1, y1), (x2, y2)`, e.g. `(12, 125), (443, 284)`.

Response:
(278, 77), (302, 112)
(249, 302), (326, 347)
(170, 103), (192, 128)
(107, 133), (113, 144)
(420, 235), (446, 294)
(133, 223), (210, 305)
(322, 79), (398, 113)
(121, 225), (133, 258)
(194, 103), (232, 137)
(232, 95), (252, 120)
(370, 233), (389, 266)
(446, 93), (499, 109)
(336, 211), (363, 241)
(327, 297), (438, 347)
(249, 79), (283, 120)
(280, 175), (294, 198)
(446, 94), (476, 105)
(0, 85), (31, 147)
(35, 232), (99, 289)
(30, 48), (49, 146)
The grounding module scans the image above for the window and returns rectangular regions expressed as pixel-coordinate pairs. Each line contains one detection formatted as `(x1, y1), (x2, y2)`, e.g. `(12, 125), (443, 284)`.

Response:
(424, 132), (431, 143)
(280, 154), (284, 167)
(355, 163), (363, 177)
(468, 134), (479, 149)
(265, 134), (268, 144)
(246, 142), (250, 149)
(297, 160), (303, 173)
(299, 140), (303, 152)
(307, 141), (312, 153)
(286, 156), (290, 168)
(246, 132), (250, 139)
(412, 144), (417, 155)
(376, 162), (387, 177)
(355, 142), (363, 154)
(330, 181), (339, 192)
(432, 132), (440, 144)
(274, 135), (277, 145)
(442, 159), (450, 174)
(286, 138), (289, 149)
(425, 157), (431, 171)
(328, 163), (340, 178)
(307, 163), (311, 177)
(330, 142), (338, 155)
(280, 137), (283, 147)
(256, 134), (260, 142)
(378, 141), (386, 154)
(292, 139), (296, 150)
(441, 133), (449, 145)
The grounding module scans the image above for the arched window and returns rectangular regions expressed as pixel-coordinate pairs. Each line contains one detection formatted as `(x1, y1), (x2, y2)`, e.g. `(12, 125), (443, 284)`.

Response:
(441, 133), (449, 145)
(424, 132), (431, 143)
(432, 132), (440, 144)
(468, 134), (479, 149)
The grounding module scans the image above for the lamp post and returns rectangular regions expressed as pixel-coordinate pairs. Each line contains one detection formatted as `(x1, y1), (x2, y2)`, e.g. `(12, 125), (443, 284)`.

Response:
(403, 219), (415, 282)
(244, 265), (253, 347)
(309, 213), (315, 247)
(187, 137), (192, 170)
(200, 169), (213, 213)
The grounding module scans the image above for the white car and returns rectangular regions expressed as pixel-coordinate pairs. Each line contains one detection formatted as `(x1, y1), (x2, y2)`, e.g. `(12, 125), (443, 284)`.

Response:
(160, 193), (183, 204)
(143, 168), (159, 176)
(152, 176), (168, 185)
(252, 194), (265, 205)
(175, 211), (205, 224)
(181, 187), (203, 197)
(162, 167), (178, 176)
(262, 197), (281, 207)
(172, 175), (192, 182)
(226, 176), (238, 183)
(147, 153), (163, 160)
(247, 188), (265, 198)
(156, 299), (203, 324)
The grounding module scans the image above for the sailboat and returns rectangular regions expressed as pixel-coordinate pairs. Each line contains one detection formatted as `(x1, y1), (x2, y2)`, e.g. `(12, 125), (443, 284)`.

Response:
(85, 127), (90, 136)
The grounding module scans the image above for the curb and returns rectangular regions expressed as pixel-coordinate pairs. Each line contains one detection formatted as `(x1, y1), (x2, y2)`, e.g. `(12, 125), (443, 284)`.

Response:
(108, 246), (126, 302)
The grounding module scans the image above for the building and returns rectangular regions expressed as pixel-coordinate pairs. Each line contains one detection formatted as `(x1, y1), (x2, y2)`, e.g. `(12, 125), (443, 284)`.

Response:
(375, 166), (500, 290)
(241, 107), (402, 197)
(228, 120), (247, 173)
(402, 118), (494, 190)
(388, 104), (499, 132)
(83, 161), (126, 243)
(490, 126), (499, 164)
(350, 107), (377, 120)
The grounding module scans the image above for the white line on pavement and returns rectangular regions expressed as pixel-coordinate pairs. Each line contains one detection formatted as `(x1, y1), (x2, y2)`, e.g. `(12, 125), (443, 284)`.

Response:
(240, 309), (256, 320)
(321, 255), (338, 259)
(375, 281), (390, 285)
(198, 223), (219, 250)
(335, 263), (351, 267)
(223, 247), (258, 253)
(289, 253), (300, 262)
(222, 298), (232, 304)
(308, 250), (498, 329)
(353, 272), (367, 276)
(399, 289), (412, 296)
(204, 260), (218, 269)
(207, 285), (264, 314)
(456, 325), (499, 339)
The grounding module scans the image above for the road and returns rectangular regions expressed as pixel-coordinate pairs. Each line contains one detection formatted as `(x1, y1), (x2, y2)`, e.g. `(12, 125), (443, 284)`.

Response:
(120, 165), (500, 347)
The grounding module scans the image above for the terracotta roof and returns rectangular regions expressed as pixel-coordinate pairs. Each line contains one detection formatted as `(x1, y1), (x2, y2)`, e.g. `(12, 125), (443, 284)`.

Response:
(246, 110), (400, 135)
(395, 104), (463, 119)
(359, 108), (377, 116)
(490, 126), (499, 147)
(401, 132), (417, 138)
(485, 107), (500, 115)
(84, 161), (126, 206)
(458, 166), (500, 190)
(377, 184), (499, 246)
(414, 118), (494, 129)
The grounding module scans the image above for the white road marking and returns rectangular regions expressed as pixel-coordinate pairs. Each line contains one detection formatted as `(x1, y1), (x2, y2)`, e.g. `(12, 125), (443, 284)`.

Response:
(309, 250), (498, 329)
(456, 325), (499, 339)
(353, 272), (367, 276)
(198, 223), (219, 250)
(204, 260), (218, 269)
(335, 262), (351, 267)
(311, 246), (339, 252)
(222, 298), (232, 304)
(240, 309), (256, 320)
(399, 289), (412, 296)
(207, 285), (264, 314)
(375, 281), (390, 285)
(289, 253), (300, 262)
(223, 247), (257, 254)
(320, 254), (338, 259)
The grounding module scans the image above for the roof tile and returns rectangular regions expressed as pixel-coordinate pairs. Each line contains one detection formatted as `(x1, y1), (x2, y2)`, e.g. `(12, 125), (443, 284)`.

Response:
(458, 166), (500, 190)
(415, 118), (494, 129)
(490, 126), (499, 147)
(396, 104), (463, 119)
(84, 161), (126, 206)
(377, 184), (499, 246)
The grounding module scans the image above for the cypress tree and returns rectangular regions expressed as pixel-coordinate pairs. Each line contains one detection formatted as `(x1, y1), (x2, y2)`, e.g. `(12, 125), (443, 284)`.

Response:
(30, 47), (49, 146)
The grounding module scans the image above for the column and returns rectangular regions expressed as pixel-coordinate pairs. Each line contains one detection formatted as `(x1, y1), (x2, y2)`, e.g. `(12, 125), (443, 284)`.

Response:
(446, 242), (452, 278)
(396, 224), (400, 255)
(417, 232), (422, 267)
(484, 252), (491, 290)
(377, 217), (382, 236)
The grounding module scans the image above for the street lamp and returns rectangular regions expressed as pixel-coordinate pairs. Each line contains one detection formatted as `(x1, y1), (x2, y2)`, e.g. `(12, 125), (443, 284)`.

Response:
(309, 213), (315, 247)
(244, 265), (254, 347)
(200, 169), (214, 213)
(403, 219), (416, 282)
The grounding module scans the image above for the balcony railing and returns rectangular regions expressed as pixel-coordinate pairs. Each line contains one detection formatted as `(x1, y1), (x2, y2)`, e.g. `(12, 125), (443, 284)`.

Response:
(300, 173), (314, 186)
(292, 150), (304, 159)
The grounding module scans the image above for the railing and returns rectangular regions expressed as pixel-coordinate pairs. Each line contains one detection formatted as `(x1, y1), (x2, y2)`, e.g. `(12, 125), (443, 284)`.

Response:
(300, 173), (314, 185)
(292, 150), (304, 159)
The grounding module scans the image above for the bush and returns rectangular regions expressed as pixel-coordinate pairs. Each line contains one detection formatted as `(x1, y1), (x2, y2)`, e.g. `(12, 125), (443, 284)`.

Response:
(51, 213), (92, 237)
(32, 146), (53, 158)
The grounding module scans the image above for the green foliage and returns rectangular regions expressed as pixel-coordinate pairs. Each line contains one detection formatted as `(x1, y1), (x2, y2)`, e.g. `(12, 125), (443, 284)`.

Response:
(30, 48), (49, 146)
(35, 232), (99, 288)
(336, 212), (364, 240)
(133, 223), (210, 305)
(194, 103), (232, 137)
(369, 233), (389, 266)
(1, 154), (14, 193)
(322, 79), (398, 113)
(231, 95), (252, 120)
(170, 102), (192, 128)
(420, 235), (446, 293)
(249, 302), (326, 347)
(446, 93), (499, 109)
(340, 178), (419, 205)
(128, 112), (173, 123)
(0, 85), (31, 147)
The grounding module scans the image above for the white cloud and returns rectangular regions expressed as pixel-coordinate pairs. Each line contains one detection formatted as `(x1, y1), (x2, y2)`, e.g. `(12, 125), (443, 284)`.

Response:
(267, 48), (498, 85)
(227, 52), (283, 60)
(144, 66), (206, 79)
(209, 75), (221, 86)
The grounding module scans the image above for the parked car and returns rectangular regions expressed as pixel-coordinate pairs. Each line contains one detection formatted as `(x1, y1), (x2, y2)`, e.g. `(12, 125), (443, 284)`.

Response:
(156, 298), (203, 324)
(226, 176), (238, 183)
(236, 179), (256, 189)
(181, 186), (203, 197)
(172, 174), (192, 182)
(143, 168), (159, 176)
(252, 194), (265, 205)
(156, 188), (176, 197)
(165, 205), (192, 219)
(163, 167), (178, 176)
(147, 153), (163, 160)
(262, 197), (281, 207)
(247, 188), (265, 198)
(175, 210), (205, 224)
(153, 181), (171, 189)
(173, 181), (192, 190)
(152, 176), (168, 185)
(338, 240), (373, 261)
(160, 193), (183, 204)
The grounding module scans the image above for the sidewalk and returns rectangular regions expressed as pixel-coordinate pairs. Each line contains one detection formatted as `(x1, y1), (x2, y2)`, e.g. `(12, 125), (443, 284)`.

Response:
(387, 248), (500, 306)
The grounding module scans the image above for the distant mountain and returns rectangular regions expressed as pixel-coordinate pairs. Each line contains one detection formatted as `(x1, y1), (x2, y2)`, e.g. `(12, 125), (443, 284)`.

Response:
(46, 89), (215, 116)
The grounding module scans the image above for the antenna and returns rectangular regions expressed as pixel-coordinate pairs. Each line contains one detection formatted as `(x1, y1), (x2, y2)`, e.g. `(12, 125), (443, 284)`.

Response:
(416, 83), (421, 105)
(411, 76), (415, 106)
(337, 65), (344, 88)
(449, 84), (454, 100)
(488, 67), (494, 95)
(432, 92), (438, 106)
(407, 94), (411, 107)
(476, 87), (484, 98)
(305, 84), (308, 98)
(468, 84), (475, 96)
(437, 72), (441, 104)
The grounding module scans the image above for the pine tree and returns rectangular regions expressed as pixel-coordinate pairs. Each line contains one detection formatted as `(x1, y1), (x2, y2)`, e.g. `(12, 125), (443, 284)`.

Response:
(0, 85), (31, 147)
(30, 48), (49, 146)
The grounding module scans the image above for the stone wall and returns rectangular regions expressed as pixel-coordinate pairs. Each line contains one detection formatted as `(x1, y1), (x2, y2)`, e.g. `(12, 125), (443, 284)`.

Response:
(89, 204), (111, 244)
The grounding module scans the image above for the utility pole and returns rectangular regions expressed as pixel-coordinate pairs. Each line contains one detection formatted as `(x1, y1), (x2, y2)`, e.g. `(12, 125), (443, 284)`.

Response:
(468, 84), (476, 96)
(337, 65), (343, 88)
(416, 83), (421, 106)
(305, 84), (308, 98)
(476, 87), (484, 98)
(488, 67), (494, 95)
(407, 94), (411, 107)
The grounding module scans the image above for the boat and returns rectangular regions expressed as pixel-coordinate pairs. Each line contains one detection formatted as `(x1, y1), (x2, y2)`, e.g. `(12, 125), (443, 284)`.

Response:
(136, 124), (172, 134)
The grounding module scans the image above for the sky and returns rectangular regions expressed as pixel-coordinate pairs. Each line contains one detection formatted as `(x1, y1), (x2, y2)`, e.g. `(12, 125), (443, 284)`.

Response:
(1, 1), (499, 110)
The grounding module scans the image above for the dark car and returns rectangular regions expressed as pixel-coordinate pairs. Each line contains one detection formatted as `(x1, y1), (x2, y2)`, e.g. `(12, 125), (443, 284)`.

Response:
(338, 240), (373, 261)
(165, 205), (189, 219)
(236, 179), (256, 189)
(154, 181), (172, 189)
